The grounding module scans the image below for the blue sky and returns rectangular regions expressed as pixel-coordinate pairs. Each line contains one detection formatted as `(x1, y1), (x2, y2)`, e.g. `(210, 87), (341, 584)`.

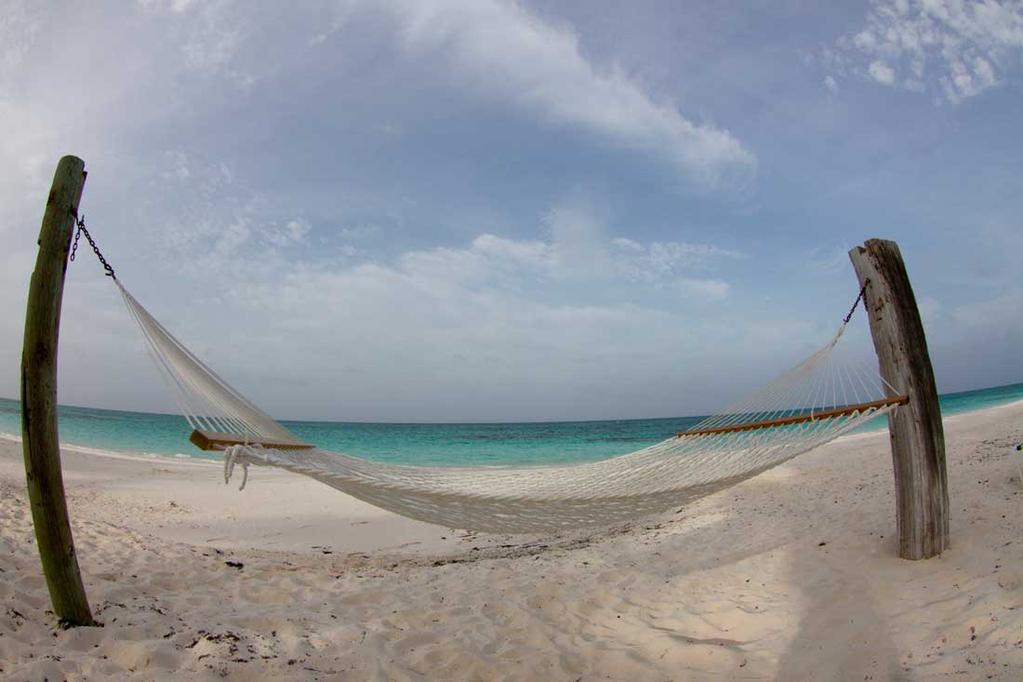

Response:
(1, 0), (1021, 421)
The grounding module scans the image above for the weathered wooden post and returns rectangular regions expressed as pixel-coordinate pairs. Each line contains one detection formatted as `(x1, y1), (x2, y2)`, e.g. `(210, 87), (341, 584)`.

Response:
(849, 239), (949, 560)
(21, 155), (96, 626)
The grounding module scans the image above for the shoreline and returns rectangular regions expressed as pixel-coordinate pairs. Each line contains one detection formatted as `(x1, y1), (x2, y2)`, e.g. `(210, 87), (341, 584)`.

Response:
(0, 430), (222, 469)
(3, 394), (1022, 468)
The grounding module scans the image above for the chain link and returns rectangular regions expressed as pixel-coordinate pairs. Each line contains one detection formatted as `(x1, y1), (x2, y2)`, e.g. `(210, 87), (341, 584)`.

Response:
(842, 278), (870, 325)
(69, 211), (117, 280)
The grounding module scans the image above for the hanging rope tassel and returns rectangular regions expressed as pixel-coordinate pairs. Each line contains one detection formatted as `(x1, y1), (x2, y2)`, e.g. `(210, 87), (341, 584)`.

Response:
(223, 445), (252, 491)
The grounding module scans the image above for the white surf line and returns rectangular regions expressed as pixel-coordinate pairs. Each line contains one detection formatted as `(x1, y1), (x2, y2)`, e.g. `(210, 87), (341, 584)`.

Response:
(0, 431), (220, 469)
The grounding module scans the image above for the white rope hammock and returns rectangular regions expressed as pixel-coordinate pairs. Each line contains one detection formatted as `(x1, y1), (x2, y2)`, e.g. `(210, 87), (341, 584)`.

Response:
(115, 280), (904, 533)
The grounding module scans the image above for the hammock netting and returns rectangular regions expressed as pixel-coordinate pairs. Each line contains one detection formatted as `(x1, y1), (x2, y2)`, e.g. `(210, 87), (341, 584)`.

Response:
(115, 280), (903, 533)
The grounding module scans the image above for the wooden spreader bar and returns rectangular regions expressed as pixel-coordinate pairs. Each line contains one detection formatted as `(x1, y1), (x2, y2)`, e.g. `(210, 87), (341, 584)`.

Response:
(676, 395), (909, 438)
(189, 429), (315, 452)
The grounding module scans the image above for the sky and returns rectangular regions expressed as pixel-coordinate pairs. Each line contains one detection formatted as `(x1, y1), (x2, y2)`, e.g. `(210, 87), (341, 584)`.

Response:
(1, 0), (1021, 422)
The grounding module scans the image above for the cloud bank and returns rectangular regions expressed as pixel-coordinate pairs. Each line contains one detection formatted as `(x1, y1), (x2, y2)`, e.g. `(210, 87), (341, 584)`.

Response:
(123, 203), (758, 422)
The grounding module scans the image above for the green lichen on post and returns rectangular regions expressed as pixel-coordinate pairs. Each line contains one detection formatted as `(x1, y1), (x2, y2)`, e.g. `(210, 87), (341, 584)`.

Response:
(21, 155), (97, 627)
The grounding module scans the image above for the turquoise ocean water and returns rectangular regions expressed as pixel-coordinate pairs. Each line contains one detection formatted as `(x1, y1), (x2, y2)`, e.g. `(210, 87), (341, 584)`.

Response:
(1, 382), (1021, 467)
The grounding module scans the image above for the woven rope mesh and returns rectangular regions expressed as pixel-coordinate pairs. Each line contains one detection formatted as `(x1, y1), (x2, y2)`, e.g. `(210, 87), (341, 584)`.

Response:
(117, 280), (901, 533)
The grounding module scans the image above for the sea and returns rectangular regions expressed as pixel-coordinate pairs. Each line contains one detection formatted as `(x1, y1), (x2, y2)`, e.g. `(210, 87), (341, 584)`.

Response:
(2, 382), (1021, 468)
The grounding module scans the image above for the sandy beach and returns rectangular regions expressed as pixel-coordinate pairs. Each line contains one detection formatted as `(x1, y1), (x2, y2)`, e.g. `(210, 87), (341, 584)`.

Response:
(1, 401), (1022, 680)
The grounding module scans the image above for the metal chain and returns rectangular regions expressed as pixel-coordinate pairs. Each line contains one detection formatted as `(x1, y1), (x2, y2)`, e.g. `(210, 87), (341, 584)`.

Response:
(69, 211), (117, 280)
(842, 278), (870, 325)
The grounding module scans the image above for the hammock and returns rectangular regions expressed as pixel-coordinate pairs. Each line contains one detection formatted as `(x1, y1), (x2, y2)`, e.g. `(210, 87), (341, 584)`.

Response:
(115, 280), (904, 533)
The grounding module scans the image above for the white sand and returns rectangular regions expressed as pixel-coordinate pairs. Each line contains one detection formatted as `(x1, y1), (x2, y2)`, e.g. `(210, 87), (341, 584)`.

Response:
(1, 402), (1022, 680)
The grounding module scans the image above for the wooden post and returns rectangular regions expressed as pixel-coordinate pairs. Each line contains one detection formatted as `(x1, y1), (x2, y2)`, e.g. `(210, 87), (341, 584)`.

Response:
(21, 155), (96, 626)
(849, 239), (949, 560)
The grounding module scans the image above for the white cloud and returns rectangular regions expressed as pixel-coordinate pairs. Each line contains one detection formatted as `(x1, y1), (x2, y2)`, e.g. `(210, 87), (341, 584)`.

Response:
(949, 289), (1023, 330)
(922, 288), (1023, 392)
(835, 0), (1023, 102)
(868, 60), (896, 85)
(0, 3), (41, 82)
(137, 0), (254, 86)
(339, 224), (379, 240)
(281, 219), (312, 245)
(340, 0), (755, 188)
(613, 239), (741, 289)
(246, 227), (733, 299)
(674, 277), (730, 300)
(136, 0), (201, 11)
